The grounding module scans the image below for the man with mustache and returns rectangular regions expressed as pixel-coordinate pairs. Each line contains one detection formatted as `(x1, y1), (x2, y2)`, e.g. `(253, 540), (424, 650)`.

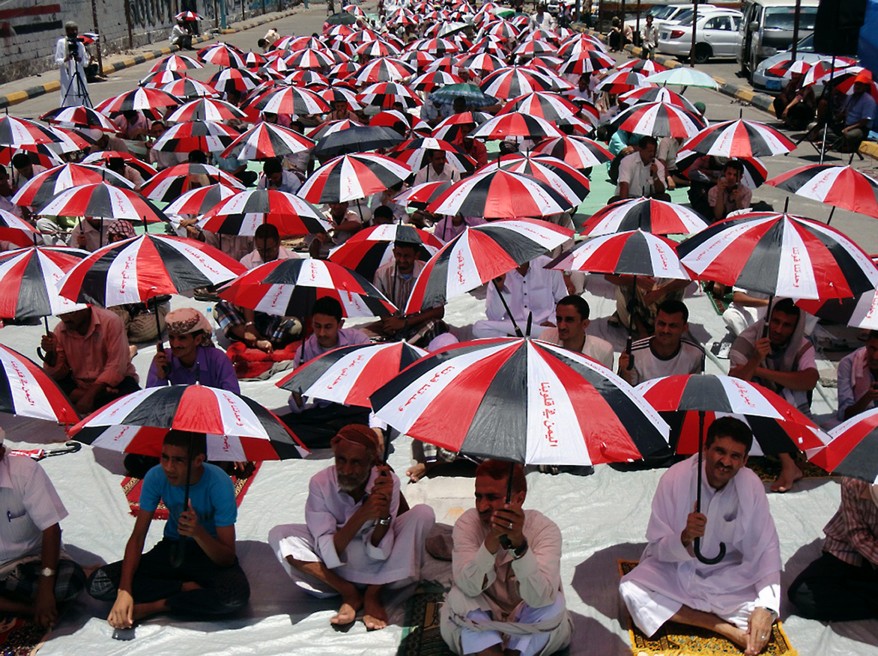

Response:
(620, 417), (781, 656)
(269, 425), (434, 630)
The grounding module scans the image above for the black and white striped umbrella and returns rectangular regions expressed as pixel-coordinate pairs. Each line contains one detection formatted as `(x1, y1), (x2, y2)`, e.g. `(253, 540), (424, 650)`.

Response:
(682, 119), (796, 158)
(611, 101), (706, 139)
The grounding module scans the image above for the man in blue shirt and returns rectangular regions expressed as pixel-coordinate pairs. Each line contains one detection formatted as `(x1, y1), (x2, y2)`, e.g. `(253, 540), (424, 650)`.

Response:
(87, 431), (250, 627)
(835, 69), (877, 153)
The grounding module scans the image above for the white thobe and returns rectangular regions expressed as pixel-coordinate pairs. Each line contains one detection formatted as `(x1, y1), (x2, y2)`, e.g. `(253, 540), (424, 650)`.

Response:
(537, 327), (615, 369)
(620, 456), (781, 637)
(55, 38), (90, 107)
(413, 162), (461, 186)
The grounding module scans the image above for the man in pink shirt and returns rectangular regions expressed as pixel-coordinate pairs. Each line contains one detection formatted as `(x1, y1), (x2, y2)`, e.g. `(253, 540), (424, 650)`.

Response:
(41, 305), (140, 414)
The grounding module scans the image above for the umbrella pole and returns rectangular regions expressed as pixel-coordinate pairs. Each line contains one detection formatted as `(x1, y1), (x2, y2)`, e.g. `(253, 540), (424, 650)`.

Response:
(170, 435), (195, 569)
(761, 293), (775, 339)
(497, 461), (515, 550)
(492, 279), (523, 337)
(625, 275), (636, 370)
(694, 410), (726, 564)
(826, 206), (835, 225)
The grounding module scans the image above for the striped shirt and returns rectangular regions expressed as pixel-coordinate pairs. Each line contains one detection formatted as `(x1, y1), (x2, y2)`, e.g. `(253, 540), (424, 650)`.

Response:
(624, 336), (705, 386)
(823, 477), (878, 568)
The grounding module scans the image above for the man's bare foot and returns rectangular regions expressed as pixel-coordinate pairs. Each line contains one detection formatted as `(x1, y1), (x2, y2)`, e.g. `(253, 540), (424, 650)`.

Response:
(362, 586), (388, 631)
(771, 458), (803, 493)
(330, 593), (361, 627)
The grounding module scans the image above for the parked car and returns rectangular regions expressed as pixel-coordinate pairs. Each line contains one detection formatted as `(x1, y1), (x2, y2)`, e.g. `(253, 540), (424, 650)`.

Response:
(623, 3), (717, 43)
(737, 0), (820, 79)
(751, 34), (850, 91)
(658, 8), (744, 64)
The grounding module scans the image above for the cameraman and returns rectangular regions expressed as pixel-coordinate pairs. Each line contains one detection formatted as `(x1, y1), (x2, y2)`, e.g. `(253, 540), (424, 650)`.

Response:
(708, 159), (752, 222)
(54, 21), (90, 107)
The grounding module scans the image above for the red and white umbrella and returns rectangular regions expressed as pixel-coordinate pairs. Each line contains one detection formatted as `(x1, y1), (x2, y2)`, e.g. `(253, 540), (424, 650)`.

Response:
(150, 120), (239, 153)
(496, 154), (591, 206)
(531, 135), (612, 170)
(404, 218), (573, 313)
(499, 91), (597, 126)
(370, 337), (670, 467)
(618, 86), (700, 113)
(558, 33), (607, 56)
(198, 42), (247, 68)
(299, 153), (413, 204)
(426, 168), (573, 219)
(163, 184), (239, 216)
(469, 112), (563, 141)
(37, 183), (169, 224)
(160, 78), (219, 99)
(765, 164), (878, 221)
(217, 257), (397, 319)
(617, 59), (667, 75)
(11, 163), (133, 209)
(58, 234), (246, 307)
(165, 98), (246, 123)
(277, 341), (428, 408)
(0, 210), (41, 248)
(809, 408), (878, 481)
(220, 122), (314, 161)
(317, 86), (362, 110)
(355, 39), (401, 59)
(175, 10), (202, 22)
(357, 81), (422, 109)
(0, 116), (77, 148)
(327, 223), (443, 279)
(595, 70), (648, 94)
(480, 66), (556, 98)
(0, 344), (78, 425)
(558, 50), (616, 76)
(285, 47), (339, 70)
(150, 54), (203, 72)
(284, 69), (330, 87)
(411, 70), (464, 93)
(797, 283), (878, 331)
(682, 119), (796, 158)
(0, 246), (88, 319)
(389, 136), (476, 174)
(198, 189), (329, 237)
(94, 87), (181, 114)
(140, 70), (184, 88)
(458, 51), (507, 75)
(765, 58), (812, 79)
(353, 57), (416, 84)
(394, 180), (453, 209)
(611, 101), (706, 139)
(81, 151), (157, 180)
(253, 85), (331, 116)
(677, 211), (878, 300)
(209, 67), (261, 93)
(40, 105), (118, 133)
(139, 162), (244, 202)
(581, 197), (708, 236)
(70, 385), (308, 461)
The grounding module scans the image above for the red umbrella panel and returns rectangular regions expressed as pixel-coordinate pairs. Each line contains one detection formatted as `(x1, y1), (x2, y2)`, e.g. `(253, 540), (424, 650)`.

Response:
(370, 337), (670, 467)
(531, 136), (612, 170)
(299, 153), (413, 204)
(808, 408), (878, 481)
(681, 119), (796, 158)
(140, 162), (245, 202)
(11, 163), (134, 209)
(765, 164), (878, 220)
(0, 246), (88, 319)
(36, 183), (169, 224)
(0, 209), (43, 248)
(198, 189), (330, 237)
(581, 198), (708, 236)
(0, 343), (78, 425)
(220, 122), (315, 161)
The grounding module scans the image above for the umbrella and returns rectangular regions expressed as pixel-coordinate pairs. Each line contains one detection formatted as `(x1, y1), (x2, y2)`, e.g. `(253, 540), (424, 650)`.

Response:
(0, 117), (78, 148)
(618, 86), (700, 113)
(765, 58), (813, 80)
(681, 119), (796, 158)
(618, 59), (668, 75)
(394, 180), (453, 209)
(94, 87), (181, 114)
(404, 218), (573, 315)
(160, 78), (219, 100)
(198, 43), (247, 68)
(499, 92), (596, 126)
(645, 68), (719, 89)
(0, 246), (88, 321)
(299, 153), (413, 204)
(217, 257), (397, 319)
(357, 82), (423, 109)
(0, 144), (64, 170)
(796, 285), (878, 330)
(81, 151), (157, 180)
(163, 184), (238, 217)
(531, 136), (612, 170)
(637, 373), (826, 562)
(411, 70), (464, 93)
(0, 343), (78, 425)
(353, 57), (416, 84)
(0, 209), (44, 247)
(11, 163), (134, 210)
(139, 162), (245, 202)
(611, 102), (706, 139)
(559, 50), (617, 76)
(430, 83), (499, 108)
(175, 10), (202, 21)
(371, 337), (670, 467)
(595, 70), (648, 95)
(426, 168), (573, 219)
(676, 150), (768, 190)
(325, 11), (358, 25)
(389, 137), (476, 174)
(198, 189), (329, 238)
(254, 86), (331, 116)
(677, 211), (878, 300)
(327, 223), (443, 279)
(209, 67), (261, 93)
(150, 54), (203, 72)
(581, 198), (708, 236)
(221, 123), (314, 161)
(150, 120), (240, 154)
(313, 125), (405, 158)
(37, 183), (169, 224)
(765, 164), (878, 222)
(165, 98), (246, 123)
(480, 67), (557, 99)
(39, 105), (117, 133)
(308, 119), (365, 141)
(495, 154), (591, 206)
(469, 112), (563, 142)
(457, 52), (508, 76)
(809, 408), (878, 481)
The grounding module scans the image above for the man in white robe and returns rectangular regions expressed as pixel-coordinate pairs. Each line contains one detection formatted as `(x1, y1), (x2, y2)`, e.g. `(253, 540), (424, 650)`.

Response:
(55, 22), (90, 107)
(620, 417), (781, 656)
(441, 460), (572, 656)
(268, 425), (434, 630)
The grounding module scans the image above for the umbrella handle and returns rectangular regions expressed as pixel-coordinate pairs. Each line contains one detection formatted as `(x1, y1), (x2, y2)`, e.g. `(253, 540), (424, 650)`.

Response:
(694, 537), (726, 564)
(625, 335), (634, 370)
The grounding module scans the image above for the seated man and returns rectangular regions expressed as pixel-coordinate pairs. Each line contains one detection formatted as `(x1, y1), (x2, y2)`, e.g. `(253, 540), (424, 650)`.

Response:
(369, 240), (444, 343)
(309, 201), (364, 259)
(836, 330), (878, 421)
(256, 157), (302, 194)
(268, 425), (435, 630)
(722, 287), (770, 337)
(605, 274), (689, 338)
(729, 298), (817, 492)
(612, 135), (670, 202)
(789, 476), (878, 621)
(0, 430), (85, 628)
(539, 295), (614, 368)
(472, 255), (568, 339)
(432, 213), (487, 243)
(88, 431), (250, 626)
(620, 417), (781, 656)
(830, 69), (876, 153)
(707, 159), (752, 222)
(413, 150), (461, 186)
(285, 297), (372, 448)
(619, 299), (704, 386)
(440, 460), (572, 655)
(41, 305), (140, 415)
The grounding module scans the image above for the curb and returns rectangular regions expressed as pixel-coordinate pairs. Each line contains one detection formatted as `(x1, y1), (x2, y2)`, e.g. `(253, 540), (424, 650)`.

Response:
(0, 8), (297, 111)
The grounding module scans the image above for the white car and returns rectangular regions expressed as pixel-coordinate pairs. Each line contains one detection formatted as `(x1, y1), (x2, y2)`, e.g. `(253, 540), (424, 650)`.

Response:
(751, 34), (852, 91)
(623, 3), (718, 39)
(658, 9), (743, 64)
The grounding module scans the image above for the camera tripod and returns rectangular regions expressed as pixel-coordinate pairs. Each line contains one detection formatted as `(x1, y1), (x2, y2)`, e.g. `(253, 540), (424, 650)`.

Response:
(62, 46), (92, 108)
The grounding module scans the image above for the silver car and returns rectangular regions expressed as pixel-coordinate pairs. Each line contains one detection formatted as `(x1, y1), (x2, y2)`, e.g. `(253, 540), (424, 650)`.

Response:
(658, 9), (744, 64)
(751, 34), (851, 91)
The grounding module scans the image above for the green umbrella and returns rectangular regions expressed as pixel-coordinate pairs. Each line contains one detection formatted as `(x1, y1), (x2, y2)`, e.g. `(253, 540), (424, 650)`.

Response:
(325, 11), (357, 25)
(430, 84), (498, 108)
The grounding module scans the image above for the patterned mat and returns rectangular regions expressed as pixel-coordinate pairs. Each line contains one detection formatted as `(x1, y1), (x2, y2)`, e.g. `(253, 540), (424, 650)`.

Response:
(0, 616), (49, 656)
(618, 561), (798, 656)
(121, 463), (261, 520)
(398, 581), (453, 656)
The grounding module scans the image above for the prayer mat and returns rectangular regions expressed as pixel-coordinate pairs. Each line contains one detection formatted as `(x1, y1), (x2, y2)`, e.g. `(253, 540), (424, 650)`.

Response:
(121, 463), (261, 520)
(0, 616), (49, 656)
(618, 561), (798, 656)
(745, 457), (829, 485)
(398, 581), (453, 656)
(702, 282), (733, 316)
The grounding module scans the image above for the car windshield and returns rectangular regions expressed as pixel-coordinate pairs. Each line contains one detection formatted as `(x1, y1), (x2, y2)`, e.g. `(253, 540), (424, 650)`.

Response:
(674, 8), (695, 23)
(650, 5), (677, 19)
(763, 7), (818, 31)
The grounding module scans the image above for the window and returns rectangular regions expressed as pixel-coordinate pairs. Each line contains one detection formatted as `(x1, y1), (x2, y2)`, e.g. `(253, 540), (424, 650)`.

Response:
(704, 17), (722, 29)
(763, 6), (818, 31)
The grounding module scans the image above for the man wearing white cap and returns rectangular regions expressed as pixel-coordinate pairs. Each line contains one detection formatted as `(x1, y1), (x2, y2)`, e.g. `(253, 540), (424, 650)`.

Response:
(55, 21), (90, 106)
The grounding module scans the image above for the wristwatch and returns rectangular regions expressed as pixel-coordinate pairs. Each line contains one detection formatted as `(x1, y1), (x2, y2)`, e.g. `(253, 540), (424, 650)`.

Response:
(377, 515), (392, 526)
(39, 567), (56, 577)
(511, 540), (529, 560)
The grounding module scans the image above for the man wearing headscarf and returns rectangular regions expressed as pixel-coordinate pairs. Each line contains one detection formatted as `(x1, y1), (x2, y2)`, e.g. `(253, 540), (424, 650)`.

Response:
(268, 425), (435, 630)
(729, 298), (817, 493)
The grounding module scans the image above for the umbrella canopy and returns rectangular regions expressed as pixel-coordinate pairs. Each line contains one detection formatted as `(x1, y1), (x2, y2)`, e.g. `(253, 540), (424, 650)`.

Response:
(480, 67), (558, 98)
(254, 86), (331, 116)
(611, 101), (706, 139)
(682, 119), (796, 158)
(299, 153), (413, 204)
(595, 70), (648, 95)
(160, 78), (219, 100)
(220, 122), (314, 161)
(37, 183), (169, 224)
(796, 286), (878, 330)
(150, 120), (239, 154)
(11, 163), (133, 209)
(581, 197), (708, 236)
(40, 105), (117, 133)
(163, 184), (238, 217)
(677, 211), (878, 300)
(389, 137), (476, 174)
(0, 246), (88, 319)
(357, 81), (423, 109)
(394, 180), (453, 209)
(166, 98), (246, 123)
(645, 68), (719, 89)
(313, 125), (405, 158)
(531, 135), (612, 170)
(0, 343), (78, 425)
(371, 337), (670, 466)
(495, 154), (591, 206)
(140, 162), (244, 202)
(0, 117), (77, 148)
(499, 91), (599, 127)
(70, 385), (307, 461)
(353, 57), (416, 84)
(0, 209), (44, 247)
(94, 87), (181, 114)
(58, 234), (246, 307)
(150, 53), (203, 72)
(217, 257), (397, 319)
(198, 189), (329, 237)
(470, 111), (564, 142)
(765, 164), (878, 220)
(809, 408), (878, 481)
(81, 151), (157, 180)
(405, 218), (573, 313)
(198, 42), (247, 68)
(327, 223), (443, 279)
(618, 86), (700, 113)
(618, 59), (667, 74)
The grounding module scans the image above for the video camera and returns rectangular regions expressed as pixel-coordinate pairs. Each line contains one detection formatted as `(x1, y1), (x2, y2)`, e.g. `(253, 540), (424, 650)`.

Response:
(67, 35), (81, 60)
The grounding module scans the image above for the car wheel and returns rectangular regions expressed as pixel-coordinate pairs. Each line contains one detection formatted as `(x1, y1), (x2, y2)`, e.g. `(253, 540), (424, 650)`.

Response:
(692, 43), (712, 65)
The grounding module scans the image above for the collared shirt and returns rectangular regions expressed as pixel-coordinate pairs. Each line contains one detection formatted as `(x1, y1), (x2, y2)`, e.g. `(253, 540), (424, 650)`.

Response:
(44, 306), (138, 388)
(256, 169), (302, 194)
(616, 151), (666, 198)
(293, 328), (371, 368)
(823, 477), (878, 567)
(844, 92), (877, 127)
(146, 345), (240, 392)
(67, 218), (110, 252)
(485, 255), (568, 327)
(413, 162), (461, 186)
(837, 347), (878, 420)
(374, 259), (425, 310)
(0, 453), (68, 566)
(239, 245), (300, 270)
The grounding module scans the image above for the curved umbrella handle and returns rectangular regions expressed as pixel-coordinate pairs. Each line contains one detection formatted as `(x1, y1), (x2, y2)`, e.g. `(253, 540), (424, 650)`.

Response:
(694, 537), (726, 565)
